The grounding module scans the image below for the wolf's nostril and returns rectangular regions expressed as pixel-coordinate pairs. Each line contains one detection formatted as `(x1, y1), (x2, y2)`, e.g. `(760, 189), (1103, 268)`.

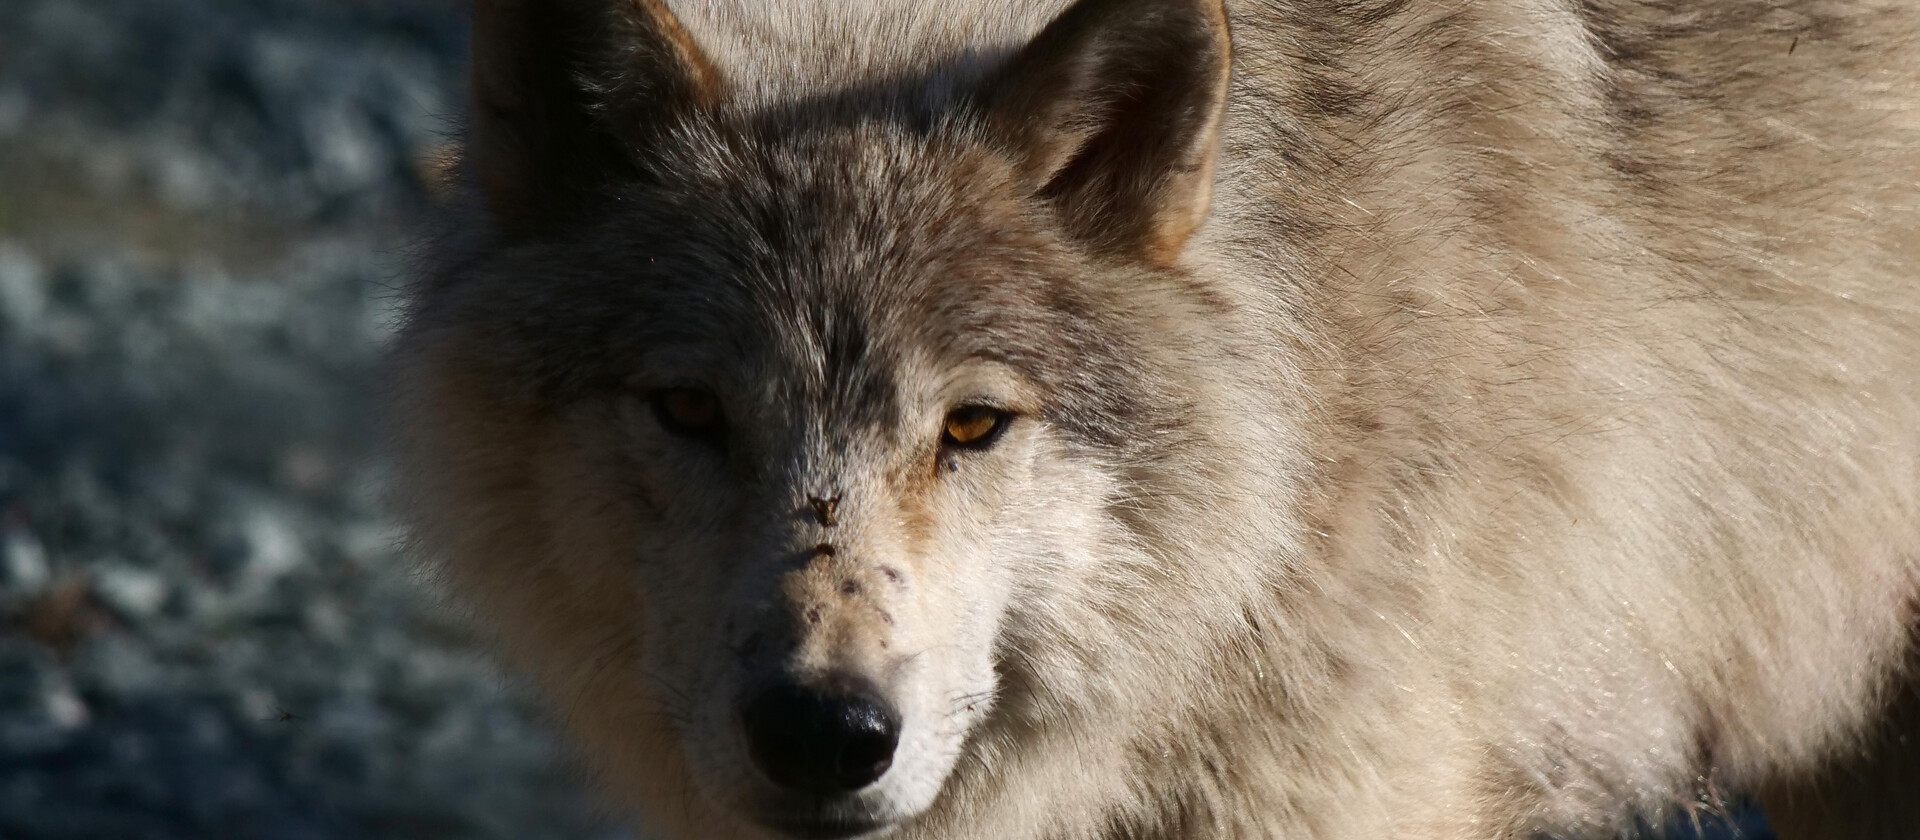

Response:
(740, 682), (900, 796)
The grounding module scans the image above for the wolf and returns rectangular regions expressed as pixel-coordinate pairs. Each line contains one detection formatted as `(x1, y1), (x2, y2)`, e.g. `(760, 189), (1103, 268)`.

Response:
(389, 0), (1920, 837)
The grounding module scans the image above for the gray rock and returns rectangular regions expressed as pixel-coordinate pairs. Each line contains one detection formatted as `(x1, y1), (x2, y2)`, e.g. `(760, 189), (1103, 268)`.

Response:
(0, 243), (48, 328)
(0, 84), (30, 137)
(2, 526), (51, 594)
(91, 561), (171, 620)
(75, 634), (166, 696)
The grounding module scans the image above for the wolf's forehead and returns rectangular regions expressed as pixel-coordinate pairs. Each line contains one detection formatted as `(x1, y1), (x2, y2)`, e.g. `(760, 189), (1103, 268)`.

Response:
(626, 125), (1070, 404)
(727, 274), (970, 411)
(694, 144), (1027, 353)
(694, 251), (1029, 425)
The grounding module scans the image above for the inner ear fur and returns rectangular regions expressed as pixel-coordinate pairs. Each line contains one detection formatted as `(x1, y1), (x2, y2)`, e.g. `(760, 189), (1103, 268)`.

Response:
(978, 0), (1232, 265)
(468, 0), (720, 239)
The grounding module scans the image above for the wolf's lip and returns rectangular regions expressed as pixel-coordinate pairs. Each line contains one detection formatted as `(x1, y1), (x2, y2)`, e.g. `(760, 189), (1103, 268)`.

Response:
(758, 814), (893, 840)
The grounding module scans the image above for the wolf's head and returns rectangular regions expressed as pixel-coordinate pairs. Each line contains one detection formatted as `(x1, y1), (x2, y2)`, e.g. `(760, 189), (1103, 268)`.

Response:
(395, 0), (1298, 836)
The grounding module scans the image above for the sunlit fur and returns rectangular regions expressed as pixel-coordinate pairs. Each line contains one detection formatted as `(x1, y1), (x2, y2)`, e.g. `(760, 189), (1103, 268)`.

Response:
(392, 1), (1920, 838)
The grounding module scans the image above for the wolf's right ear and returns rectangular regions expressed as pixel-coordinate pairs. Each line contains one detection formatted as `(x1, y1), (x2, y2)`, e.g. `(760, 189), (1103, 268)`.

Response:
(469, 0), (719, 239)
(977, 0), (1231, 265)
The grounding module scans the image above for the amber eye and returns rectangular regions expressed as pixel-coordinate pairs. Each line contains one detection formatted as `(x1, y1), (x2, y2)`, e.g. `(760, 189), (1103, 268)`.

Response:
(651, 388), (724, 441)
(942, 406), (1010, 450)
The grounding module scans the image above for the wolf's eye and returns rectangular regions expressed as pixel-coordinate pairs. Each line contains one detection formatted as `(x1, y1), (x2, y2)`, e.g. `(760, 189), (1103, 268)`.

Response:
(651, 388), (724, 441)
(942, 406), (1010, 450)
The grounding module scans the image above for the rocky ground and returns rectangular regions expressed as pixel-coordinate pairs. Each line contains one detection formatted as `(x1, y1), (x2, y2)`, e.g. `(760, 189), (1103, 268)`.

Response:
(0, 1), (626, 837)
(0, 1), (1769, 838)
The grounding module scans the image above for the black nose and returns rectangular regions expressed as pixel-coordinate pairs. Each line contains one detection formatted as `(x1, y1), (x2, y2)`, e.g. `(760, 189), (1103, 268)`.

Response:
(740, 682), (901, 795)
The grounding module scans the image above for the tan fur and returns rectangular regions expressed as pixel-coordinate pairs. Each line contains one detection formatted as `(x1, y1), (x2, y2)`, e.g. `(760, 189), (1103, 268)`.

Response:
(392, 1), (1920, 837)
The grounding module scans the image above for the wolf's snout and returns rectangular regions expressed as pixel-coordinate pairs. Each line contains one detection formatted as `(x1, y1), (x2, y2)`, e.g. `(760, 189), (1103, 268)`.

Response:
(741, 681), (901, 795)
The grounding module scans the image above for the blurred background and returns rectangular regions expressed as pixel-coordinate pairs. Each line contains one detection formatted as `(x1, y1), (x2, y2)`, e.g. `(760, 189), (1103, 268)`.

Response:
(0, 1), (1769, 838)
(0, 0), (626, 837)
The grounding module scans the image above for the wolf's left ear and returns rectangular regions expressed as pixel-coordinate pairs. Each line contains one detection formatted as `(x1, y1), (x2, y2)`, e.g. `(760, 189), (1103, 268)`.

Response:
(469, 0), (720, 239)
(978, 0), (1231, 264)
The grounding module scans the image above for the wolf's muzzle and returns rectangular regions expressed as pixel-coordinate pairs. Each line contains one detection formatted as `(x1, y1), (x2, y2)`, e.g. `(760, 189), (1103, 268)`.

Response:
(740, 680), (901, 795)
